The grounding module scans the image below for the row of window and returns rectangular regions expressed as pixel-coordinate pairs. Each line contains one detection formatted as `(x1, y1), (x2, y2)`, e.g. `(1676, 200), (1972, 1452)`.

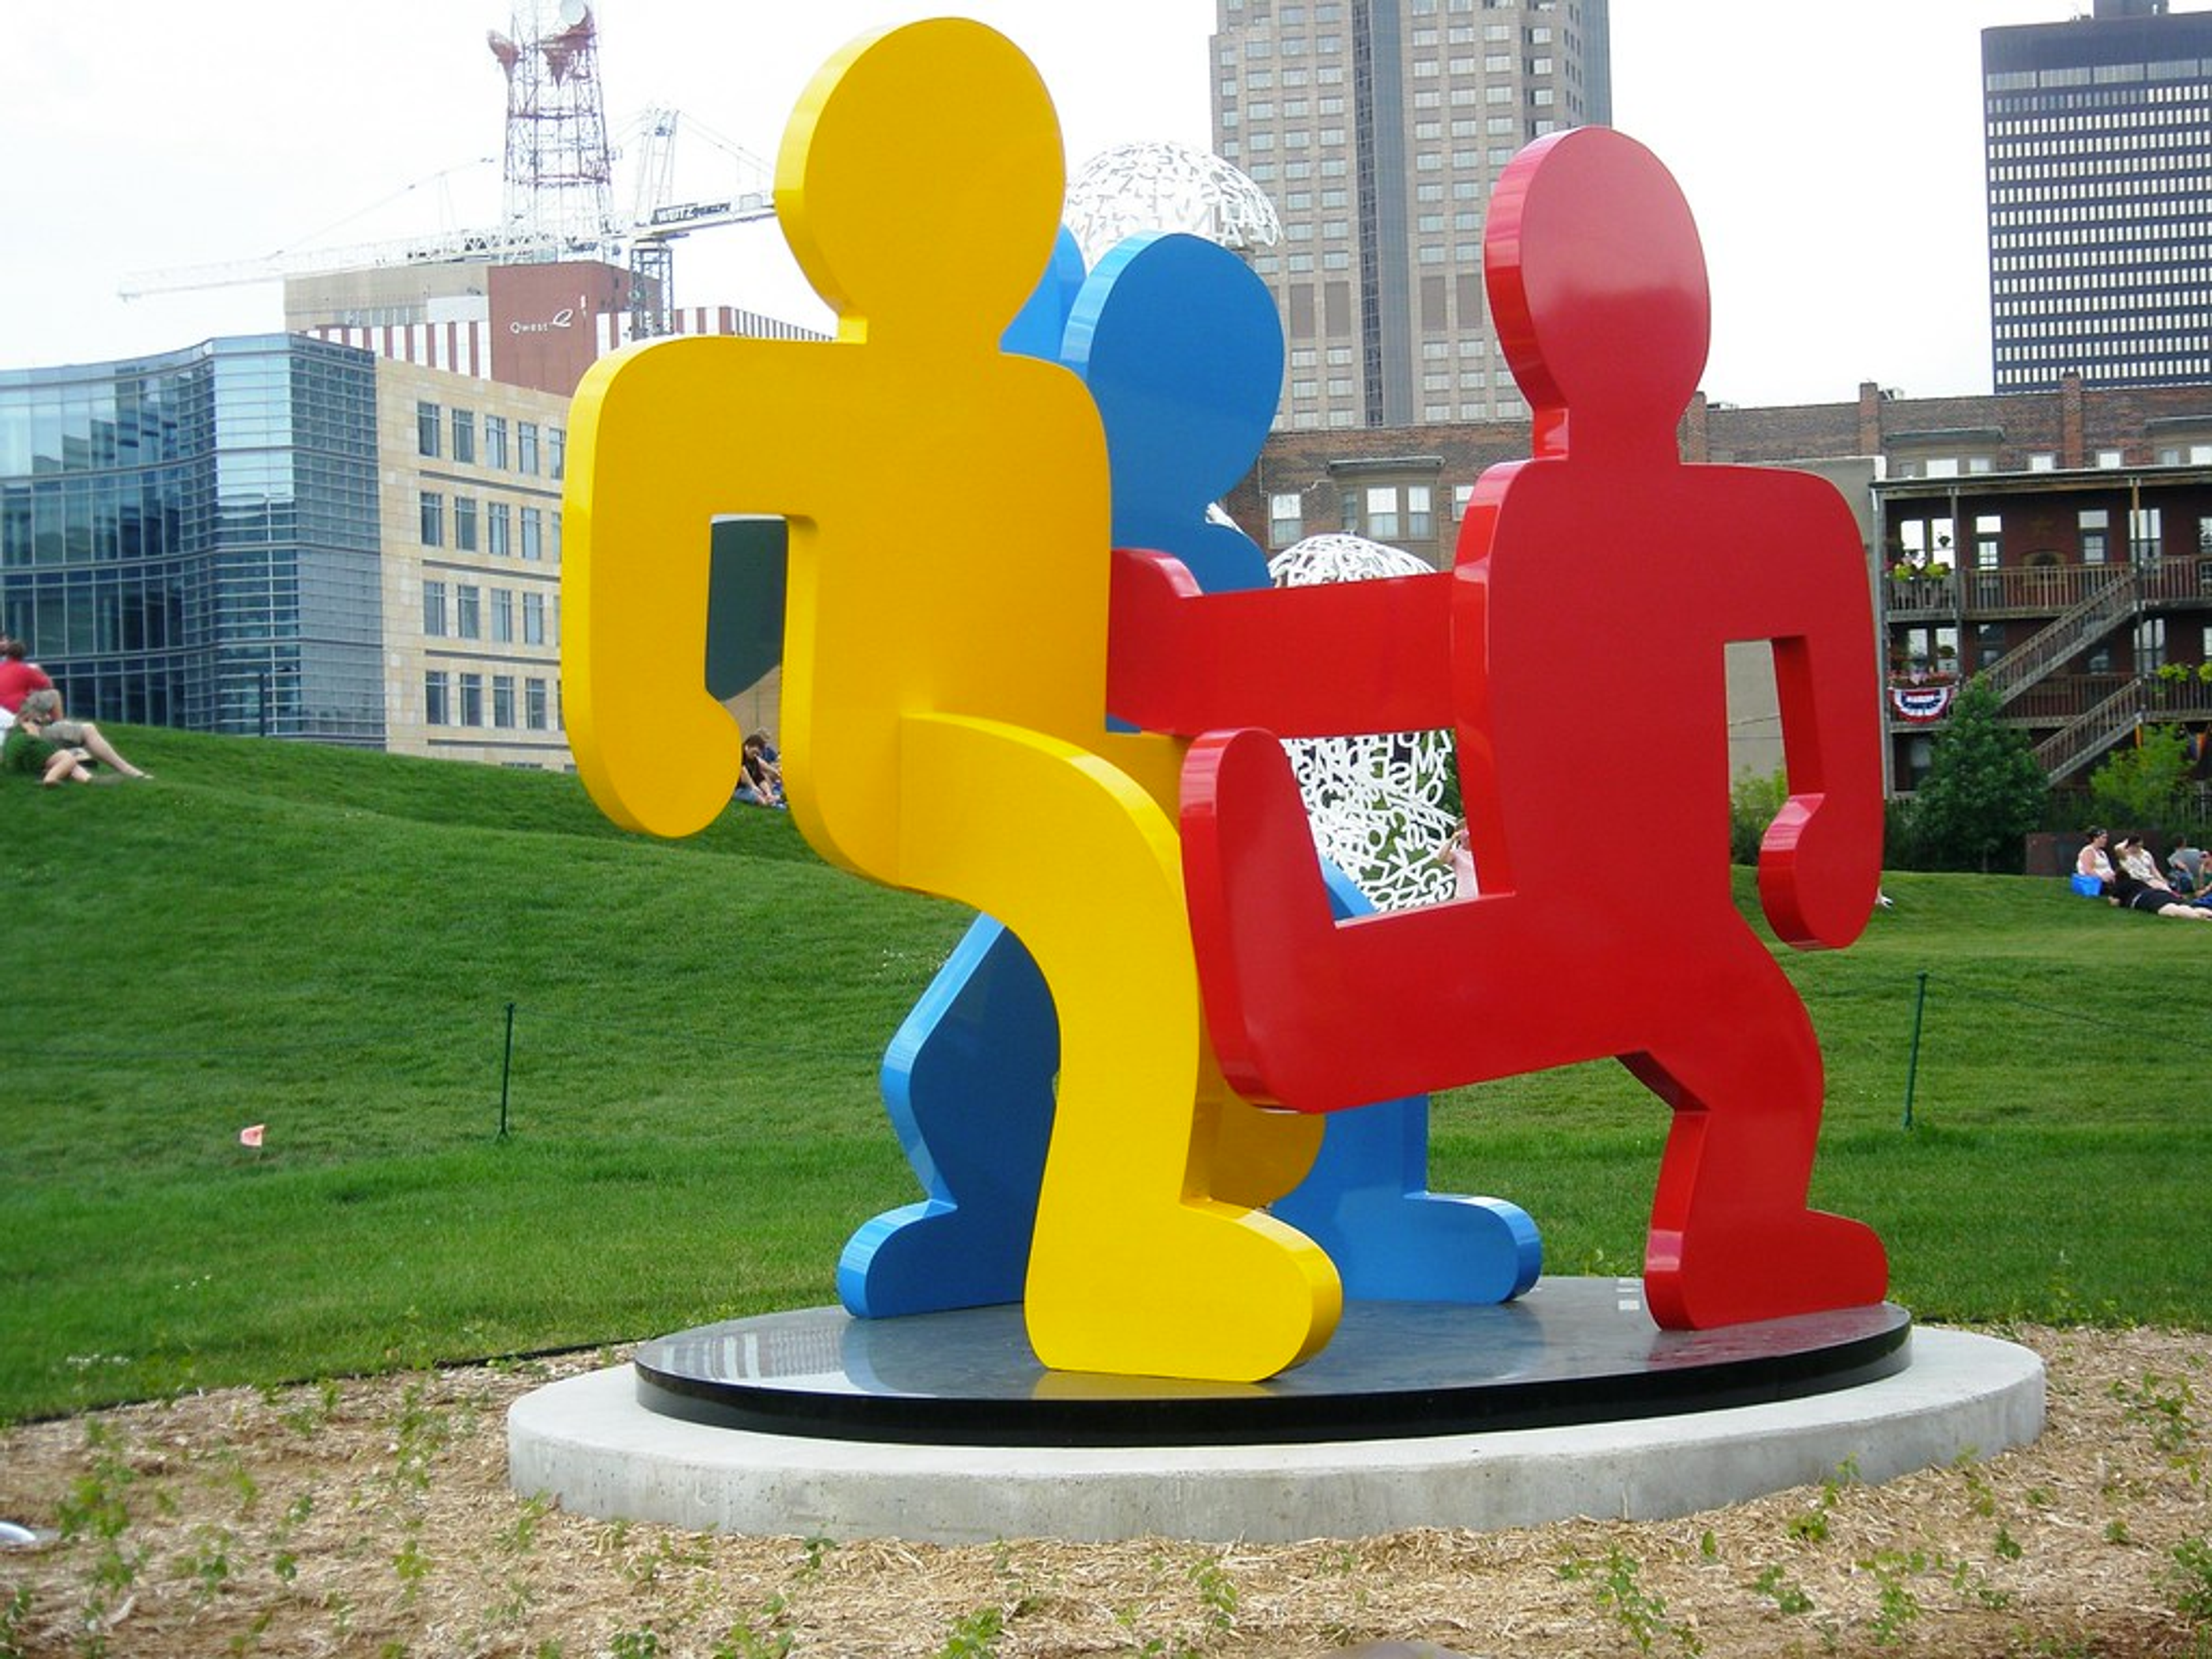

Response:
(423, 669), (556, 732)
(1267, 481), (1484, 548)
(1986, 58), (2212, 93)
(414, 400), (564, 480)
(421, 578), (555, 647)
(419, 491), (556, 560)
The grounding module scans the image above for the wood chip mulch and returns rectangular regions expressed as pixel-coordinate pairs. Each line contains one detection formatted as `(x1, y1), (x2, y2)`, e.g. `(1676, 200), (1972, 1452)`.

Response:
(2, 1324), (2209, 1657)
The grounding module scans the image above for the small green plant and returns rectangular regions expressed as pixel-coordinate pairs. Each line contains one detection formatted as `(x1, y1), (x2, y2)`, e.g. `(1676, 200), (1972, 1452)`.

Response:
(184, 1522), (235, 1604)
(1787, 1455), (1859, 1543)
(1, 1585), (32, 1659)
(1190, 1556), (1238, 1633)
(392, 1527), (431, 1602)
(502, 1492), (552, 1556)
(609, 1628), (662, 1659)
(1994, 1522), (2024, 1561)
(933, 1605), (1004, 1658)
(2166, 1534), (2212, 1624)
(1858, 1548), (1925, 1646)
(1751, 1565), (1815, 1616)
(1559, 1547), (1703, 1656)
(2105, 1517), (2134, 1546)
(714, 1593), (795, 1659)
(2113, 1370), (2200, 1475)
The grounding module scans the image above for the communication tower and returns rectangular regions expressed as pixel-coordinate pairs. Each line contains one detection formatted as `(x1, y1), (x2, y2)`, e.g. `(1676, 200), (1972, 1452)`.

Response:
(486, 0), (618, 255)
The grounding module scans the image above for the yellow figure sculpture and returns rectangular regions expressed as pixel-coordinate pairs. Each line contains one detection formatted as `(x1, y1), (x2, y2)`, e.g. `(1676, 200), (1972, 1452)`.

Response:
(562, 18), (1339, 1381)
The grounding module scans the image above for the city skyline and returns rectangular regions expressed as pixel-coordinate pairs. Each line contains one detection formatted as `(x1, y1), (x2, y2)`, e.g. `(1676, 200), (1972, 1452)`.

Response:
(0, 1), (2166, 407)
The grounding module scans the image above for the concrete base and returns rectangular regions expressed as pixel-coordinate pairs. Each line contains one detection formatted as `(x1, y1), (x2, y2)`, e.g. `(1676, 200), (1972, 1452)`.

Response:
(508, 1328), (2044, 1544)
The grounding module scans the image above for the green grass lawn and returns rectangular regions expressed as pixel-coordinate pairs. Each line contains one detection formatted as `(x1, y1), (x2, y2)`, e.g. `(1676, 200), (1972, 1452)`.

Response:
(5, 725), (2208, 1423)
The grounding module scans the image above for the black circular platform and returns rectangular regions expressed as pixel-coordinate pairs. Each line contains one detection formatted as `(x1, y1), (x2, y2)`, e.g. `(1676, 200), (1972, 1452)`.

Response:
(633, 1278), (1911, 1448)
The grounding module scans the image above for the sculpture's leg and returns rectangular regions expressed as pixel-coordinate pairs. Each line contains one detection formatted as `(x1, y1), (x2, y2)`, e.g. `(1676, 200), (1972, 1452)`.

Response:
(1181, 726), (1498, 1113)
(1630, 941), (1888, 1328)
(1269, 861), (1540, 1304)
(902, 713), (1340, 1382)
(837, 916), (1056, 1317)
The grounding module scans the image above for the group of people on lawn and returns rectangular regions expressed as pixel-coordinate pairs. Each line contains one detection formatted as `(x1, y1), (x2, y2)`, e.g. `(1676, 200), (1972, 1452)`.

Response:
(2076, 826), (2212, 921)
(0, 635), (151, 786)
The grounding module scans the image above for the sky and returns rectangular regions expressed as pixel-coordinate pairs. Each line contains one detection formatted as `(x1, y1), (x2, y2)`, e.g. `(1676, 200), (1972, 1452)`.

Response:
(0, 1), (2131, 406)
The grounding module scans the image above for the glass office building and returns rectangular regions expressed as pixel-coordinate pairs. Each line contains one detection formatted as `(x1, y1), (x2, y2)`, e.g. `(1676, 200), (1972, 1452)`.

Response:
(1984, 0), (2212, 391)
(0, 335), (384, 741)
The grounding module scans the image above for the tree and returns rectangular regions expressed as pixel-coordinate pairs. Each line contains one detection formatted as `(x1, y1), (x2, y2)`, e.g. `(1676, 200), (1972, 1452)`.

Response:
(1903, 675), (2048, 872)
(2087, 722), (2196, 846)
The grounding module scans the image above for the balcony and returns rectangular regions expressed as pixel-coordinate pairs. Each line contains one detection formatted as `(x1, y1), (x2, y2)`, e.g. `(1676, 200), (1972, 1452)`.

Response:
(1887, 557), (2212, 620)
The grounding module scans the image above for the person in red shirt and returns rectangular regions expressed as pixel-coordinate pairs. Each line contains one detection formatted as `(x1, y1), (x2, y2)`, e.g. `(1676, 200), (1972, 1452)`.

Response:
(0, 635), (54, 715)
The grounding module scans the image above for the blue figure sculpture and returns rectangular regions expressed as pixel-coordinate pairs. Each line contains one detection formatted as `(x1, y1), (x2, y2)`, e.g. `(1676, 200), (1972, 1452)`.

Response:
(838, 230), (1540, 1323)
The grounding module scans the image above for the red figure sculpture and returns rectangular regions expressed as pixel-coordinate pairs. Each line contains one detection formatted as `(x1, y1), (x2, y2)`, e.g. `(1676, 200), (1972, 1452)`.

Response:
(1111, 126), (1888, 1330)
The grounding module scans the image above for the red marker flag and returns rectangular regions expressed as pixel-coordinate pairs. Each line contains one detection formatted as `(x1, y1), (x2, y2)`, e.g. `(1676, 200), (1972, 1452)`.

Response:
(238, 1124), (265, 1148)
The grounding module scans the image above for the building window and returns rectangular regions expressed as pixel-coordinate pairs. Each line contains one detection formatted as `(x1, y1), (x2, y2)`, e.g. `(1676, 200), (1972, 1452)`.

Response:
(487, 501), (511, 556)
(2081, 508), (2109, 565)
(526, 677), (549, 730)
(422, 579), (448, 639)
(522, 590), (546, 645)
(1270, 491), (1303, 546)
(456, 584), (481, 641)
(425, 670), (450, 725)
(521, 506), (543, 561)
(1365, 485), (1400, 540)
(551, 511), (562, 562)
(2094, 448), (2124, 469)
(459, 672), (484, 727)
(518, 422), (540, 476)
(485, 416), (509, 470)
(2129, 507), (2163, 564)
(419, 491), (444, 547)
(416, 401), (441, 458)
(493, 674), (517, 729)
(452, 408), (476, 465)
(2137, 615), (2167, 673)
(550, 427), (565, 482)
(491, 588), (514, 644)
(1406, 485), (1434, 539)
(454, 497), (479, 552)
(1975, 515), (2002, 569)
(1977, 623), (2005, 669)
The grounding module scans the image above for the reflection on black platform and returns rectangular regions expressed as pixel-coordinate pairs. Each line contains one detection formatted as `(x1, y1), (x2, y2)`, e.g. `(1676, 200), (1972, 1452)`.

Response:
(631, 1278), (1911, 1448)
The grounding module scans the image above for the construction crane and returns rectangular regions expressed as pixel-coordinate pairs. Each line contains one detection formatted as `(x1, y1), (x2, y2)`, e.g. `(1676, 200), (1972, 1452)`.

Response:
(118, 1), (776, 336)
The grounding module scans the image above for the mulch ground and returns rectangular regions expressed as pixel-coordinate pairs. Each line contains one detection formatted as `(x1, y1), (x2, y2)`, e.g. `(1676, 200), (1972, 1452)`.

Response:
(2, 1324), (2209, 1657)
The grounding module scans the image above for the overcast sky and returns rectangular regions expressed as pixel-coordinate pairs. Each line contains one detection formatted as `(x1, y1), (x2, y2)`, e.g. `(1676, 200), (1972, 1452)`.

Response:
(0, 1), (2132, 406)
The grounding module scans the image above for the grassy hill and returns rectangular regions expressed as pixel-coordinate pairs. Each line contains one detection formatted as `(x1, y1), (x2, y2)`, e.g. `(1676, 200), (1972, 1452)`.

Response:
(5, 725), (2209, 1422)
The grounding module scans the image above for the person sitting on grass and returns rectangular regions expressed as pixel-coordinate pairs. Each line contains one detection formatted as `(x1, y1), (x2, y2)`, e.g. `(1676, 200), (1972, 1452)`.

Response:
(5, 689), (151, 784)
(730, 730), (785, 809)
(2, 700), (95, 786)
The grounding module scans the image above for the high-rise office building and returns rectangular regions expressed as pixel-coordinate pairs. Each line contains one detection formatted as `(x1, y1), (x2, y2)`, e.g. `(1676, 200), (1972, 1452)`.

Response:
(1984, 0), (2212, 392)
(1210, 0), (1611, 430)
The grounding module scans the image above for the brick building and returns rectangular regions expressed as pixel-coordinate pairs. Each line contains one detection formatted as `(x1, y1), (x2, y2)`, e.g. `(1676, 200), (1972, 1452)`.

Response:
(1224, 373), (2212, 795)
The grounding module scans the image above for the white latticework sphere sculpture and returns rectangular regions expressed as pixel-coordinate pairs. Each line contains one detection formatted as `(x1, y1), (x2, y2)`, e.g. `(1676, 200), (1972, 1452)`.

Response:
(1064, 142), (1283, 268)
(1270, 535), (1461, 911)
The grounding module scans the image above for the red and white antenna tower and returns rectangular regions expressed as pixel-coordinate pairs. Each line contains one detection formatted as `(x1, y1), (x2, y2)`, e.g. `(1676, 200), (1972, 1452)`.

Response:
(486, 0), (618, 256)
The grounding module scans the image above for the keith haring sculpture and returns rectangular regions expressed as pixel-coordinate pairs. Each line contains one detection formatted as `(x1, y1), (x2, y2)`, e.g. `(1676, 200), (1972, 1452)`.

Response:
(563, 20), (1886, 1381)
(1112, 124), (1889, 1330)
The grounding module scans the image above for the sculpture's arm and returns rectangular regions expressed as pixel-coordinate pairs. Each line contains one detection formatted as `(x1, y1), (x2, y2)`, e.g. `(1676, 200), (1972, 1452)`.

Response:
(1751, 489), (1887, 951)
(1106, 546), (1455, 737)
(565, 337), (828, 840)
